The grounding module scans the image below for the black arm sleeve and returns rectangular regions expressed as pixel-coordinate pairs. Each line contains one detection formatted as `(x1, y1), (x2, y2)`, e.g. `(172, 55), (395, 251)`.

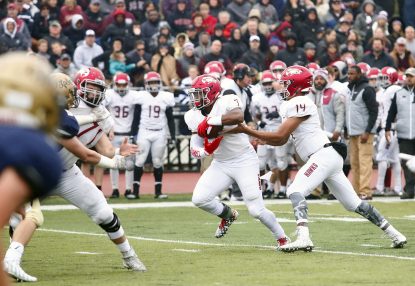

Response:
(244, 104), (253, 124)
(130, 104), (141, 136)
(385, 93), (398, 131)
(362, 87), (379, 133)
(166, 107), (176, 140)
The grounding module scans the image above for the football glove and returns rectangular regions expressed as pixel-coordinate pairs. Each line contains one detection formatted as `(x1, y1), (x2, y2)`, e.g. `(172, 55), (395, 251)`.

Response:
(204, 136), (223, 155)
(266, 111), (279, 120)
(197, 117), (210, 138)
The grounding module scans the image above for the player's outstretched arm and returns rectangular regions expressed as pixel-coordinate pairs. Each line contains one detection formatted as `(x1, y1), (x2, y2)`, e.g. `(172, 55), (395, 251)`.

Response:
(95, 134), (138, 158)
(208, 108), (244, 126)
(235, 116), (307, 146)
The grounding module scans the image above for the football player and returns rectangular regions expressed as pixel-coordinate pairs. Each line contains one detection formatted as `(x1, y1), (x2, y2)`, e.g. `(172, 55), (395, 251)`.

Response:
(231, 65), (407, 252)
(4, 72), (146, 282)
(0, 53), (63, 286)
(130, 72), (176, 199)
(185, 74), (289, 248)
(374, 67), (402, 196)
(104, 72), (138, 198)
(251, 70), (289, 199)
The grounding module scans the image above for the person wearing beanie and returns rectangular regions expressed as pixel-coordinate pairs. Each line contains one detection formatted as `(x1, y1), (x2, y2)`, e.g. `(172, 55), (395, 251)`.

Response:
(274, 32), (307, 66)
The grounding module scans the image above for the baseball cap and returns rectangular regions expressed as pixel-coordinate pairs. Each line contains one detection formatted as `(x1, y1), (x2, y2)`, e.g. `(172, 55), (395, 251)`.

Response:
(405, 67), (415, 76)
(85, 29), (95, 37)
(304, 42), (316, 50)
(60, 53), (71, 60)
(396, 37), (406, 45)
(249, 35), (260, 42)
(49, 20), (61, 28)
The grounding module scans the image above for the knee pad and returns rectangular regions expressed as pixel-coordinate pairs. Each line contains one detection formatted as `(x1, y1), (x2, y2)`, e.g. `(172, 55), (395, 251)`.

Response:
(93, 206), (114, 225)
(25, 207), (44, 227)
(99, 212), (121, 233)
(277, 157), (288, 171)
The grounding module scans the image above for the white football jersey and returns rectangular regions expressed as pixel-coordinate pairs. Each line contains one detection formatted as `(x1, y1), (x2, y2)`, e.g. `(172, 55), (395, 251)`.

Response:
(380, 85), (401, 128)
(184, 94), (256, 163)
(133, 90), (175, 130)
(60, 101), (113, 169)
(251, 91), (283, 130)
(104, 89), (139, 133)
(280, 96), (330, 162)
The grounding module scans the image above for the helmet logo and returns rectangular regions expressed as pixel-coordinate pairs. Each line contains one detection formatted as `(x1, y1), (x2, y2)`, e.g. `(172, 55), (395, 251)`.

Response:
(78, 68), (90, 77)
(201, 76), (215, 84)
(386, 67), (395, 74)
(285, 68), (302, 76)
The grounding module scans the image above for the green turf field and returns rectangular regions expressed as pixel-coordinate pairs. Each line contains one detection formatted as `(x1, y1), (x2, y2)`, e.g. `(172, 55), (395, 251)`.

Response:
(2, 196), (414, 286)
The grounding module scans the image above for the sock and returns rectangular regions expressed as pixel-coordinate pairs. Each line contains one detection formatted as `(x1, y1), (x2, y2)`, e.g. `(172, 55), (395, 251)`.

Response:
(5, 241), (24, 263)
(155, 182), (162, 195)
(117, 239), (131, 255)
(280, 186), (287, 193)
(289, 192), (309, 224)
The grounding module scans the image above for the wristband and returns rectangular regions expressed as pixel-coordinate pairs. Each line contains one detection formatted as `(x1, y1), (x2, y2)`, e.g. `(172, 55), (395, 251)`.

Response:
(207, 116), (222, 126)
(75, 114), (96, 126)
(97, 156), (116, 169)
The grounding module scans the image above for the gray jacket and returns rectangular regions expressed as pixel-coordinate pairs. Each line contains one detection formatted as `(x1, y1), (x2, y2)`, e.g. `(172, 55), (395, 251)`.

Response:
(308, 87), (345, 133)
(346, 77), (378, 136)
(386, 86), (415, 139)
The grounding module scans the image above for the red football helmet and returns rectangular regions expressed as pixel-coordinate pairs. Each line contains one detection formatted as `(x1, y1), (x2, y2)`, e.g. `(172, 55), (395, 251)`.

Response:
(113, 72), (130, 96)
(379, 66), (398, 88)
(144, 71), (162, 93)
(74, 67), (107, 107)
(279, 65), (312, 100)
(261, 70), (275, 95)
(367, 68), (381, 88)
(188, 74), (221, 109)
(270, 60), (287, 78)
(204, 61), (226, 79)
(357, 62), (371, 75)
(397, 73), (406, 86)
(306, 62), (320, 74)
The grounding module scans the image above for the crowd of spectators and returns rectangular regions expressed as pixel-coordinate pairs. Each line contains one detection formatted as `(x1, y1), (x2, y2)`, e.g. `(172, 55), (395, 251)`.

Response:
(1, 0), (415, 89)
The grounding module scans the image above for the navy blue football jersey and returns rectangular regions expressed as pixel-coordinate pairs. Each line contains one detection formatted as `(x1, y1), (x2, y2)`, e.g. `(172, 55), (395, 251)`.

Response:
(0, 126), (62, 198)
(57, 110), (80, 139)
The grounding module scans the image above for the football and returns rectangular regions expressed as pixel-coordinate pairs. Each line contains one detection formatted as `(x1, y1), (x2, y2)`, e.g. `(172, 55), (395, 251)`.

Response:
(206, 125), (223, 139)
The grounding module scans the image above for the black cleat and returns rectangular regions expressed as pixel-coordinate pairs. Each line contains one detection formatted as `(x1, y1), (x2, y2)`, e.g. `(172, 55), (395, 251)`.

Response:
(327, 193), (337, 200)
(305, 194), (321, 200)
(126, 189), (139, 199)
(110, 189), (120, 198)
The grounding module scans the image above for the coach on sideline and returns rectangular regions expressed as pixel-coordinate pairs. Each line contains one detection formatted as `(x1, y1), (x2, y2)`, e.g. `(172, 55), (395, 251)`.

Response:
(386, 67), (415, 199)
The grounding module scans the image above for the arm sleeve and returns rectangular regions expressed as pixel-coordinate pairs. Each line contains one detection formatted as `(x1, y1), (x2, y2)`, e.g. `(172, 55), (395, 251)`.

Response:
(244, 105), (253, 123)
(165, 107), (176, 140)
(385, 93), (397, 131)
(362, 87), (379, 133)
(189, 134), (208, 159)
(333, 93), (345, 133)
(130, 104), (141, 136)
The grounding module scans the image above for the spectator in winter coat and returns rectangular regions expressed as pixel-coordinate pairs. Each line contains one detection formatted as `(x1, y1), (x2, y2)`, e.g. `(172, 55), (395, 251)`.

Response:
(2, 3), (31, 46)
(216, 10), (238, 40)
(149, 22), (175, 53)
(361, 38), (395, 69)
(353, 0), (376, 39)
(194, 31), (211, 59)
(223, 28), (248, 63)
(92, 38), (124, 79)
(162, 0), (192, 20)
(0, 17), (29, 51)
(240, 35), (267, 72)
(242, 18), (269, 53)
(322, 0), (345, 29)
(151, 44), (180, 89)
(275, 32), (307, 66)
(101, 0), (136, 31)
(298, 8), (325, 46)
(32, 3), (54, 40)
(100, 9), (131, 51)
(226, 0), (252, 26)
(126, 40), (151, 86)
(63, 14), (86, 48)
(53, 53), (78, 79)
(199, 2), (217, 35)
(167, 0), (192, 35)
(389, 37), (415, 73)
(172, 33), (189, 59)
(141, 9), (161, 45)
(73, 29), (104, 70)
(59, 0), (83, 29)
(44, 20), (74, 55)
(252, 0), (279, 32)
(198, 40), (233, 75)
(83, 0), (106, 37)
(177, 42), (200, 77)
(240, 8), (270, 38)
(109, 51), (136, 75)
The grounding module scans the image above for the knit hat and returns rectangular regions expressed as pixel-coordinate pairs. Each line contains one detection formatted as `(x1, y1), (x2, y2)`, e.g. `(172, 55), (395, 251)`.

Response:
(313, 68), (329, 82)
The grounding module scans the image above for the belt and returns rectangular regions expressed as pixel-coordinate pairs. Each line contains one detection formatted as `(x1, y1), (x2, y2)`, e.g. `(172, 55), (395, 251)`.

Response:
(114, 132), (130, 136)
(308, 143), (331, 159)
(145, 128), (162, 131)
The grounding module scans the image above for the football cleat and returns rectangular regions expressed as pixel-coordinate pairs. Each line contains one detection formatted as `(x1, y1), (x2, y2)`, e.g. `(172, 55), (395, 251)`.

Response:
(155, 193), (168, 199)
(262, 189), (274, 199)
(279, 226), (314, 252)
(4, 260), (37, 282)
(384, 226), (407, 248)
(110, 189), (120, 198)
(122, 249), (147, 272)
(215, 209), (239, 238)
(274, 191), (287, 199)
(126, 189), (139, 199)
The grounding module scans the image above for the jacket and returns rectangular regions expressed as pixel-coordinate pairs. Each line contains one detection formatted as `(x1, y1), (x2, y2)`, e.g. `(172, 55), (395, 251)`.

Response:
(386, 86), (415, 139)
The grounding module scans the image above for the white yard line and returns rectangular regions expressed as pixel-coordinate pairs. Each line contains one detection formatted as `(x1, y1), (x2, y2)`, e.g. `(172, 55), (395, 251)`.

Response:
(41, 197), (414, 211)
(172, 249), (200, 253)
(75, 251), (102, 255)
(37, 228), (415, 261)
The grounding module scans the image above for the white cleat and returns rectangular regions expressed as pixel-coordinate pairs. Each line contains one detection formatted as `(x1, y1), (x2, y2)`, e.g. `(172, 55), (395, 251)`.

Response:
(215, 209), (239, 238)
(4, 260), (37, 282)
(122, 249), (147, 272)
(279, 226), (314, 253)
(385, 226), (407, 248)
